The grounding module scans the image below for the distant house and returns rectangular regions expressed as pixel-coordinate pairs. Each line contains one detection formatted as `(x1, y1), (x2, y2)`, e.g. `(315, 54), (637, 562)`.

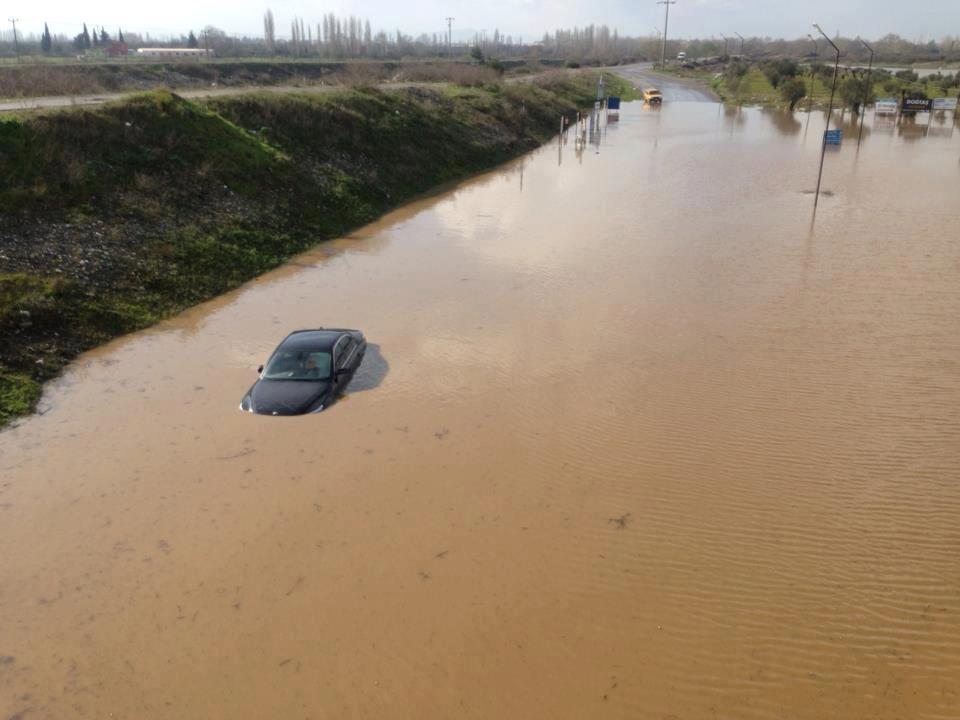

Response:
(136, 48), (211, 58)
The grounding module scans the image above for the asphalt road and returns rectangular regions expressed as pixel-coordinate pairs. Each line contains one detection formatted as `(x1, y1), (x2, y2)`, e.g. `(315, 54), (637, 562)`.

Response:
(609, 62), (718, 102)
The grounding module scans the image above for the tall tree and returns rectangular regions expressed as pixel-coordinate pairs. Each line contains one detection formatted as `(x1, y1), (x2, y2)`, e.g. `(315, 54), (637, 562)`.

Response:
(263, 9), (275, 53)
(187, 30), (198, 48)
(100, 28), (110, 44)
(92, 26), (101, 48)
(117, 28), (124, 43)
(82, 23), (91, 49)
(41, 23), (52, 53)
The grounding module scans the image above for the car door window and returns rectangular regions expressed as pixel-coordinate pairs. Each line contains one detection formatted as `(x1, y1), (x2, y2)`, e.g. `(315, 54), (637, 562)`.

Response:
(337, 338), (354, 369)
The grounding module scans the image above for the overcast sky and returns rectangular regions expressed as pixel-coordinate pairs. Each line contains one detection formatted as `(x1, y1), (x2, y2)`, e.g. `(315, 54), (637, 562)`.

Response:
(13, 0), (959, 42)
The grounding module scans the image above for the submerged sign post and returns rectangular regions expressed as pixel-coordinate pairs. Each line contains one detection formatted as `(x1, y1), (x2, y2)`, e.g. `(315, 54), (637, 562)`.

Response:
(902, 97), (933, 114)
(875, 98), (898, 115)
(824, 128), (843, 145)
(606, 95), (621, 122)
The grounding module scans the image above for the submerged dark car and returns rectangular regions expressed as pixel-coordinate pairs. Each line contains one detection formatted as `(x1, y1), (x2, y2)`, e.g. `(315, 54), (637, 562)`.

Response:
(240, 329), (366, 415)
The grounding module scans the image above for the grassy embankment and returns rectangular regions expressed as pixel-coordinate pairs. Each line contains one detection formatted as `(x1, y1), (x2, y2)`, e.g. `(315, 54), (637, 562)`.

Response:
(0, 71), (632, 426)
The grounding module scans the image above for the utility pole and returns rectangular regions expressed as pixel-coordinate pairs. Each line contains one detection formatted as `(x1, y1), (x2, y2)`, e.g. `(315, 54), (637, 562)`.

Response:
(812, 23), (841, 210)
(720, 33), (729, 58)
(856, 37), (874, 147)
(656, 0), (675, 71)
(8, 18), (21, 65)
(807, 34), (818, 112)
(445, 17), (454, 57)
(734, 32), (744, 60)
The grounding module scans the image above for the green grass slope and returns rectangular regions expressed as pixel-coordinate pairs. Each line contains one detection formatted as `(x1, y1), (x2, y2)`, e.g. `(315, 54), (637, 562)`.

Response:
(0, 72), (618, 427)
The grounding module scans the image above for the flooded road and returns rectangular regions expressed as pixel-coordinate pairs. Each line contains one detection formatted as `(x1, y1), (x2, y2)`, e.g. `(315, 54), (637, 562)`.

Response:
(2, 102), (960, 719)
(613, 62), (718, 101)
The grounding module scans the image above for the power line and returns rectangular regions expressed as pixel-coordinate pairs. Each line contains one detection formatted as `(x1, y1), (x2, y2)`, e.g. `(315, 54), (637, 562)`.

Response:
(8, 17), (21, 64)
(445, 16), (454, 56)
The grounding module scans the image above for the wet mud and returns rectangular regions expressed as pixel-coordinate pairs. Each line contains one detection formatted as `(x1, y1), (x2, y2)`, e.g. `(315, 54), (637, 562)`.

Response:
(2, 102), (959, 719)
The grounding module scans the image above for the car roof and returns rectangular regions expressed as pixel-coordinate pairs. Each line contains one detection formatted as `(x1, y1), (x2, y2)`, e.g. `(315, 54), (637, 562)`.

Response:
(278, 329), (344, 352)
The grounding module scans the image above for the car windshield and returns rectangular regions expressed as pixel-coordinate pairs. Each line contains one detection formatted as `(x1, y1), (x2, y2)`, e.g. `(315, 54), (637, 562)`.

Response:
(262, 350), (332, 381)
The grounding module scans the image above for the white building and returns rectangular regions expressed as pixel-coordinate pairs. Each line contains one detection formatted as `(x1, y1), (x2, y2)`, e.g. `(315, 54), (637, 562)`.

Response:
(136, 48), (211, 58)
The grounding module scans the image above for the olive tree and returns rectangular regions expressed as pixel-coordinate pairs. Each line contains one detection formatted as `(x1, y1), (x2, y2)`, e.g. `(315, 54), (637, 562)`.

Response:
(840, 76), (876, 114)
(780, 77), (807, 110)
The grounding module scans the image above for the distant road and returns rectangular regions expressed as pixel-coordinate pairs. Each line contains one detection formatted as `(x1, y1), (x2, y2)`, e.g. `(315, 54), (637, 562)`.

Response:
(609, 63), (718, 102)
(0, 83), (391, 112)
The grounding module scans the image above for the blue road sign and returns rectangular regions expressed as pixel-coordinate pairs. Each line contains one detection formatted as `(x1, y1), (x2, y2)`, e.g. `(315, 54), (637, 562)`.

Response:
(824, 129), (843, 145)
(607, 96), (621, 110)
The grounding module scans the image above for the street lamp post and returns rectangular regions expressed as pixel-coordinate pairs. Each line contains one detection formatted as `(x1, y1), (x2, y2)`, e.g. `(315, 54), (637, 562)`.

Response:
(807, 34), (818, 111)
(720, 33), (729, 58)
(657, 0), (676, 70)
(812, 23), (841, 209)
(734, 32), (744, 59)
(856, 37), (874, 147)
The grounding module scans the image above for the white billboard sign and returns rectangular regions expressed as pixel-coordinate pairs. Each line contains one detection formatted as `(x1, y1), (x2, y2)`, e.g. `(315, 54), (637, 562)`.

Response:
(875, 99), (898, 115)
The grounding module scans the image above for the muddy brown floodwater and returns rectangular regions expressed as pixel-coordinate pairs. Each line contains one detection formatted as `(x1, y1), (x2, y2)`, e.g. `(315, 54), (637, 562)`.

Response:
(2, 102), (960, 719)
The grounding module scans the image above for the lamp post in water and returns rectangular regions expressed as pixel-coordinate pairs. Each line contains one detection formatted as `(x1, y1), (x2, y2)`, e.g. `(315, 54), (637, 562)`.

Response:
(807, 34), (818, 112)
(720, 33), (729, 58)
(856, 37), (874, 147)
(812, 23), (840, 210)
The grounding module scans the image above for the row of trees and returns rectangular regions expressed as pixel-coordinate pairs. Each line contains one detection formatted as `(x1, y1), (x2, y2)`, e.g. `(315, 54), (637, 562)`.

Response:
(2, 19), (959, 64)
(262, 10), (525, 59)
(68, 24), (127, 52)
(723, 57), (960, 112)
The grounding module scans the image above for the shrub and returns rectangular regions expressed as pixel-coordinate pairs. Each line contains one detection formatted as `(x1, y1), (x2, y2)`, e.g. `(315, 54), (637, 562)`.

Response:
(762, 58), (799, 89)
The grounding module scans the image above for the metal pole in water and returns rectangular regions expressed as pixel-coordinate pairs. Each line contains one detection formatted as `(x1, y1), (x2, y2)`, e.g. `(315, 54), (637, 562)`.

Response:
(857, 37), (874, 147)
(813, 23), (840, 210)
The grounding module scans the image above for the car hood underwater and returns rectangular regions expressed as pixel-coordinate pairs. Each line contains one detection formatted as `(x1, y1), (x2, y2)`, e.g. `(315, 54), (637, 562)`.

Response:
(242, 379), (332, 415)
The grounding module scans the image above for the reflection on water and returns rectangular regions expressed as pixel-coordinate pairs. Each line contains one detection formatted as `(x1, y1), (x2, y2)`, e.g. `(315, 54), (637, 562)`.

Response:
(765, 107), (802, 136)
(2, 101), (960, 720)
(346, 343), (389, 394)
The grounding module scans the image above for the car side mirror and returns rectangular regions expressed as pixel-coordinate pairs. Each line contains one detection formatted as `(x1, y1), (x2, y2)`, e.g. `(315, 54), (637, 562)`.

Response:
(257, 365), (264, 374)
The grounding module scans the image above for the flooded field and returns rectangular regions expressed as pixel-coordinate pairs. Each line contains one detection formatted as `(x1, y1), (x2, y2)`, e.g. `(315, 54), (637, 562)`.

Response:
(2, 100), (960, 719)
